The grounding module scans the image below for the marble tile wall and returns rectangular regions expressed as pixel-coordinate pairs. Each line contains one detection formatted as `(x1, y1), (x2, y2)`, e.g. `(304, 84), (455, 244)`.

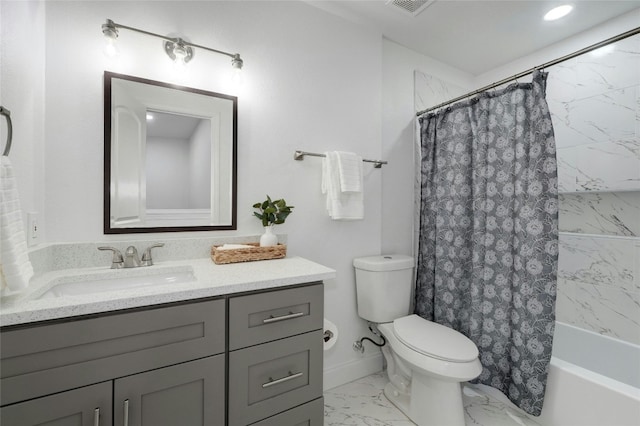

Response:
(559, 192), (640, 237)
(550, 33), (640, 346)
(414, 70), (467, 112)
(557, 235), (640, 344)
(547, 35), (640, 193)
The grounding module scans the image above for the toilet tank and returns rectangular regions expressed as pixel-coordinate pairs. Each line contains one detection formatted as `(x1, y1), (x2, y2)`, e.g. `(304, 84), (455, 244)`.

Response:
(353, 255), (414, 323)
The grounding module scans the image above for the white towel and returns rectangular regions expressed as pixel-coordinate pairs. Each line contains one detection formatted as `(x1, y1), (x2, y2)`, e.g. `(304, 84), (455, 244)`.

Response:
(322, 151), (364, 220)
(0, 156), (34, 293)
(336, 151), (363, 193)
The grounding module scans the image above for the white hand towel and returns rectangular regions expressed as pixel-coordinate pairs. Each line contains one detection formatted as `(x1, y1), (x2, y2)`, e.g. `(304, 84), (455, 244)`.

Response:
(0, 156), (34, 293)
(322, 151), (364, 220)
(336, 151), (363, 193)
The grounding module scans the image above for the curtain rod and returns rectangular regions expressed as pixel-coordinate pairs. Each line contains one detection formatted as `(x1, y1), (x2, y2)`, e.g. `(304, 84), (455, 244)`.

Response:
(416, 26), (640, 117)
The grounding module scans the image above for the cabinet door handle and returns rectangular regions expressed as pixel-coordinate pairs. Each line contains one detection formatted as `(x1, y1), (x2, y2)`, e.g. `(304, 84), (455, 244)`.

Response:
(123, 399), (130, 426)
(262, 311), (304, 324)
(94, 408), (100, 426)
(262, 371), (303, 388)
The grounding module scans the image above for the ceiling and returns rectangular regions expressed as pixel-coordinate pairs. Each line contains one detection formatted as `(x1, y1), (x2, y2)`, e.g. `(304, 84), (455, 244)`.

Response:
(311, 0), (640, 75)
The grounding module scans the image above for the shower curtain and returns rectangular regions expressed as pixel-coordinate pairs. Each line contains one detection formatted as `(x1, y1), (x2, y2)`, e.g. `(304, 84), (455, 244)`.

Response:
(415, 71), (558, 416)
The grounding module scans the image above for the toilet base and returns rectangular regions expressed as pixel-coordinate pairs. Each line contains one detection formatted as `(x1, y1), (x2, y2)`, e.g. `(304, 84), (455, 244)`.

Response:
(384, 372), (466, 426)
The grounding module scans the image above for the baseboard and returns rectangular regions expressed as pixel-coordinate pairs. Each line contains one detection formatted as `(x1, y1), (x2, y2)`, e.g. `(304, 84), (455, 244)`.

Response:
(323, 352), (384, 391)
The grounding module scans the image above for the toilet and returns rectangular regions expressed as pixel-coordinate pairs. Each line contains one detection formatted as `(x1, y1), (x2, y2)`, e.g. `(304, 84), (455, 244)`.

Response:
(354, 255), (482, 426)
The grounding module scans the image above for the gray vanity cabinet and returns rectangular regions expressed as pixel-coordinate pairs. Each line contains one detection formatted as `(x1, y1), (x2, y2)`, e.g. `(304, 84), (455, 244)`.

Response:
(228, 284), (324, 425)
(0, 381), (112, 426)
(0, 298), (226, 426)
(1, 282), (325, 426)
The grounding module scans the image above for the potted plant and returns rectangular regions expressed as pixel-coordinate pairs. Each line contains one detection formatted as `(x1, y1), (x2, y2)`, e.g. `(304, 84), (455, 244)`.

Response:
(253, 195), (294, 246)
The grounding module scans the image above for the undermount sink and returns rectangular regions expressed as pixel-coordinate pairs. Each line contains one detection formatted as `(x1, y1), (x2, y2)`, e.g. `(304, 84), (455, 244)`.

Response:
(37, 267), (196, 299)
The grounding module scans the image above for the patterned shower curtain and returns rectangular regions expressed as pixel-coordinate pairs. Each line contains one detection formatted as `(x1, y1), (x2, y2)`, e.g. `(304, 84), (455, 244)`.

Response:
(415, 71), (558, 416)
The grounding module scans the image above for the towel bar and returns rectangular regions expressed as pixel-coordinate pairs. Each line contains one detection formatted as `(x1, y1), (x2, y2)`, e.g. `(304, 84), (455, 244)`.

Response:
(294, 150), (387, 168)
(1, 106), (12, 157)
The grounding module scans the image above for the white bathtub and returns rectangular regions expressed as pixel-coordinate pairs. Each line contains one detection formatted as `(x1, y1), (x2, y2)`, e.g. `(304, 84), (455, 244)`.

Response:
(537, 322), (640, 426)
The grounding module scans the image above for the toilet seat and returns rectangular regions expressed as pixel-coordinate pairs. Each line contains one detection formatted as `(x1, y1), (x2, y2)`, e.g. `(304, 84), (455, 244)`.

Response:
(393, 315), (478, 363)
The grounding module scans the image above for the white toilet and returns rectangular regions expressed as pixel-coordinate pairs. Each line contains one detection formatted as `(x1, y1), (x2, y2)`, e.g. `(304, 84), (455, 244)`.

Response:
(354, 255), (482, 426)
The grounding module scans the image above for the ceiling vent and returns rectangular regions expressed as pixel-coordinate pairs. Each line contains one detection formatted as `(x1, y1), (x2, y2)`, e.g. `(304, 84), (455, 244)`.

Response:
(386, 0), (436, 17)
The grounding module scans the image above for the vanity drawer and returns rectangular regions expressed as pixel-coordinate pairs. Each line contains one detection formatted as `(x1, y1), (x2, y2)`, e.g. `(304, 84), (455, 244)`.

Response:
(249, 397), (324, 426)
(0, 298), (225, 406)
(229, 330), (323, 425)
(229, 283), (323, 350)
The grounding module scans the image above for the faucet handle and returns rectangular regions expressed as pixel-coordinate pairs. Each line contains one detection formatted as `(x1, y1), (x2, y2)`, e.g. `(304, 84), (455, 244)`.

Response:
(98, 246), (124, 269)
(141, 243), (165, 266)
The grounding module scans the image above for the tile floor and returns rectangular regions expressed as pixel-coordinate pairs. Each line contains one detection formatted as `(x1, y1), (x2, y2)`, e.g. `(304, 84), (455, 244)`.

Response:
(324, 372), (543, 426)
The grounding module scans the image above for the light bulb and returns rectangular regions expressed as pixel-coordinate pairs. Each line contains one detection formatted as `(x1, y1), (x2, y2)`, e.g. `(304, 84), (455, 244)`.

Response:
(231, 67), (243, 86)
(102, 20), (119, 58)
(173, 44), (188, 63)
(103, 37), (120, 58)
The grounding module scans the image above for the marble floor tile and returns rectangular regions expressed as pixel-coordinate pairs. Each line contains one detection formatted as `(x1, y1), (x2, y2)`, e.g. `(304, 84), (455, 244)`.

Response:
(324, 372), (542, 426)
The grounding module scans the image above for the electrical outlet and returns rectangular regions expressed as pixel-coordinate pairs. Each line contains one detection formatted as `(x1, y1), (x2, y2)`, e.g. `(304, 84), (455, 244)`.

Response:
(27, 212), (39, 246)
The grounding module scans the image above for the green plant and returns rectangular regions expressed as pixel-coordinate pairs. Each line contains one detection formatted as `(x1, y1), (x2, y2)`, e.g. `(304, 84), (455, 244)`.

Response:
(253, 195), (294, 227)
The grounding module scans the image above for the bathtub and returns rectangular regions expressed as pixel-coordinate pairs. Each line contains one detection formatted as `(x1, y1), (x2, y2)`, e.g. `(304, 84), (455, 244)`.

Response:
(536, 322), (640, 426)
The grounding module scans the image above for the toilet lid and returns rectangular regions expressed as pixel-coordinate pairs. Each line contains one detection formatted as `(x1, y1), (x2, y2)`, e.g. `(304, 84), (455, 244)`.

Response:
(393, 315), (479, 362)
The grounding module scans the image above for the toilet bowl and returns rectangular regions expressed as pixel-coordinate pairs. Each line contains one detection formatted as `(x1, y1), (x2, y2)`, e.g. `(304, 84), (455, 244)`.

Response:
(353, 255), (482, 426)
(377, 315), (481, 426)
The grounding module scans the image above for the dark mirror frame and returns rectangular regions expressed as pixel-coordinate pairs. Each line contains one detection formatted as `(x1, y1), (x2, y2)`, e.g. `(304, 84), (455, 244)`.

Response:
(103, 71), (238, 234)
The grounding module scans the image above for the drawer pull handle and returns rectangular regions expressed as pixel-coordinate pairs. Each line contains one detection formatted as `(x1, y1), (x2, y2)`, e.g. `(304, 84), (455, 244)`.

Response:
(123, 399), (130, 426)
(262, 371), (303, 388)
(262, 311), (304, 324)
(94, 408), (100, 426)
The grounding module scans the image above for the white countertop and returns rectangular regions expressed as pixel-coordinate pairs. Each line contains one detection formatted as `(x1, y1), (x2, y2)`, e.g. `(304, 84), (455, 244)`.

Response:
(0, 256), (336, 327)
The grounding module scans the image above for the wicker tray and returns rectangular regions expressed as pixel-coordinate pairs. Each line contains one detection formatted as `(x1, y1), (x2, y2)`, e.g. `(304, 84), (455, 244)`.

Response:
(211, 243), (287, 264)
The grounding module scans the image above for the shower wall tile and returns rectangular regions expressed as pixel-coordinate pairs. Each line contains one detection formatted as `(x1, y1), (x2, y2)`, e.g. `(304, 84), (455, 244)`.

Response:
(558, 233), (637, 293)
(549, 85), (638, 150)
(414, 70), (467, 113)
(574, 282), (640, 345)
(556, 278), (640, 345)
(559, 191), (640, 236)
(546, 35), (640, 105)
(555, 278), (580, 325)
(555, 138), (640, 192)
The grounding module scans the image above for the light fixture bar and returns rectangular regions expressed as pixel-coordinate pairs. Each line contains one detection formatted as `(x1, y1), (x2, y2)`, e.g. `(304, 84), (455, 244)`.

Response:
(102, 18), (243, 65)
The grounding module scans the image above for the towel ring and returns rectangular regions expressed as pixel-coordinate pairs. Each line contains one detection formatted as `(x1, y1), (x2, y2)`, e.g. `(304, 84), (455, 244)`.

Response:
(1, 106), (12, 157)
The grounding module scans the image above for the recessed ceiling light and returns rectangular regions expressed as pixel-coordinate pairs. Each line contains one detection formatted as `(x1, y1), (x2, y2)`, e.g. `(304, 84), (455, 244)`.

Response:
(146, 113), (154, 121)
(544, 5), (573, 21)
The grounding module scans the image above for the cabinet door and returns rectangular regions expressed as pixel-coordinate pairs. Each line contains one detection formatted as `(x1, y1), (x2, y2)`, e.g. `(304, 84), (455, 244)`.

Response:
(114, 355), (224, 426)
(0, 381), (112, 426)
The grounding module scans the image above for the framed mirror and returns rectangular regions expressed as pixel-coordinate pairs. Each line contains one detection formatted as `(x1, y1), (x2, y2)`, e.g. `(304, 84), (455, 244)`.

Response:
(104, 72), (237, 233)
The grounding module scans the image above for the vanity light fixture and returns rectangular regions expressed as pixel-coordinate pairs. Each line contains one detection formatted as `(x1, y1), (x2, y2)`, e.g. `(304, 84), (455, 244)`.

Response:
(543, 5), (573, 21)
(101, 19), (244, 74)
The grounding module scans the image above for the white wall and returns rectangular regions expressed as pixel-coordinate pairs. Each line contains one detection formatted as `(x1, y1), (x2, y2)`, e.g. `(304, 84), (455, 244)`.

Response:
(0, 1), (46, 246)
(3, 0), (384, 388)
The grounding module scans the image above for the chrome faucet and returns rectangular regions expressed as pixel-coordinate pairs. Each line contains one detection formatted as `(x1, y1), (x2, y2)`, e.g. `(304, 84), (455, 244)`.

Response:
(98, 243), (165, 269)
(123, 246), (141, 268)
